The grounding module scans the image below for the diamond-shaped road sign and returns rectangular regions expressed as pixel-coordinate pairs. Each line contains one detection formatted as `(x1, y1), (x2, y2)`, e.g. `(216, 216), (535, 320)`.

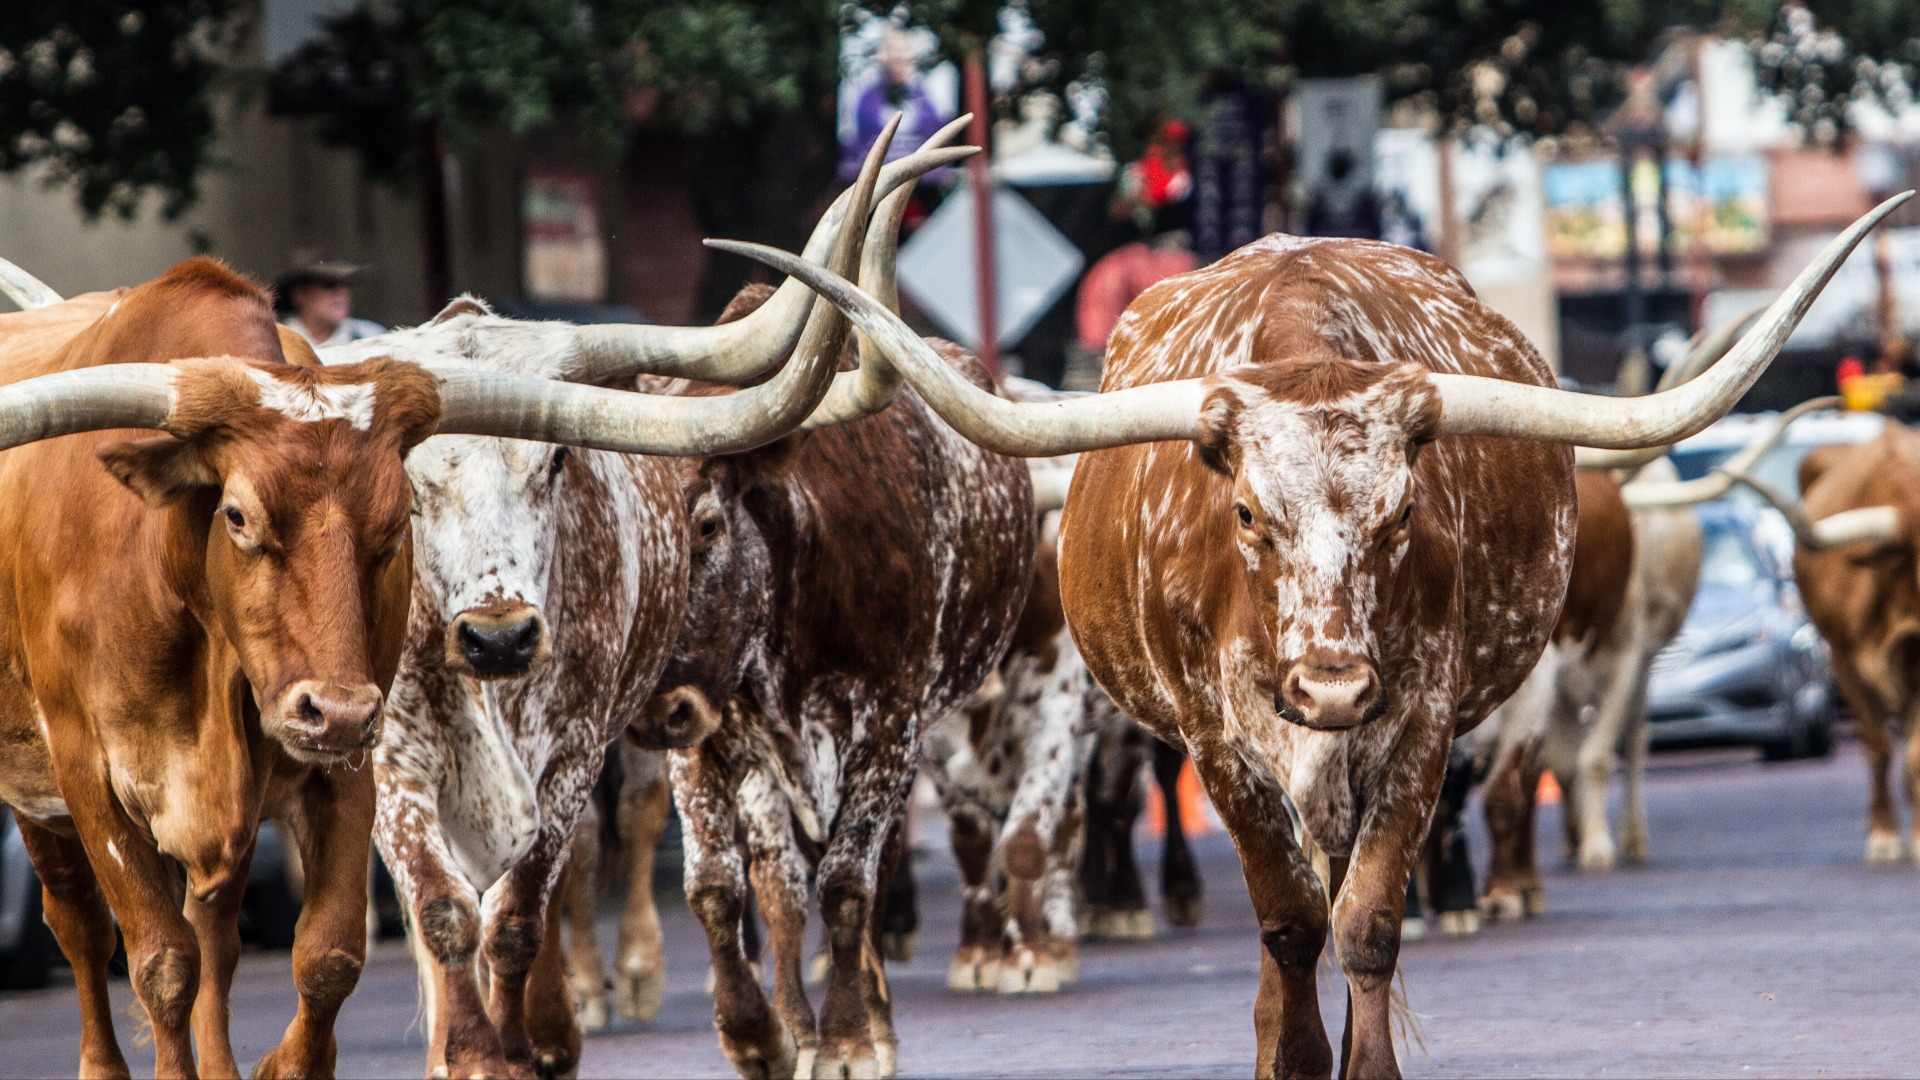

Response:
(896, 184), (1085, 352)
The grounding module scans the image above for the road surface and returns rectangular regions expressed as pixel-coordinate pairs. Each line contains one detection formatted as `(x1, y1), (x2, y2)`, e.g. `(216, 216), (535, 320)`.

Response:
(3, 739), (1917, 1078)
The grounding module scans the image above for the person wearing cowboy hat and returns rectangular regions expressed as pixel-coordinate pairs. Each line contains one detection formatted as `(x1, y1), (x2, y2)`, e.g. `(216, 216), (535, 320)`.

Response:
(274, 257), (386, 347)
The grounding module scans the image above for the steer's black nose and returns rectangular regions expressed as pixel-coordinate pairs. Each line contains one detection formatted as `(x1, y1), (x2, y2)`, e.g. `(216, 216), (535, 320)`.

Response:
(450, 608), (545, 677)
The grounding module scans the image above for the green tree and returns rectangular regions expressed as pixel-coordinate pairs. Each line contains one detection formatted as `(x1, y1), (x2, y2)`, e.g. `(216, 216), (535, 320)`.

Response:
(0, 1), (245, 219)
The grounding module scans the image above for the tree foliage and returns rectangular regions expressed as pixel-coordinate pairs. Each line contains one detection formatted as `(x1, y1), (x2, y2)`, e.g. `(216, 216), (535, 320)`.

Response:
(0, 1), (244, 219)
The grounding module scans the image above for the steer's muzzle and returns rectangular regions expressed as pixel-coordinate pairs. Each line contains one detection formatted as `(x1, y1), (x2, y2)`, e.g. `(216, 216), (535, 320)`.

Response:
(1274, 651), (1385, 730)
(270, 680), (384, 760)
(447, 603), (548, 678)
(628, 686), (724, 750)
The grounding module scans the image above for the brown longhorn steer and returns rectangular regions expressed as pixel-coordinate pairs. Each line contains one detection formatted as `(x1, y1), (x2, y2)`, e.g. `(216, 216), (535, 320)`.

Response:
(632, 294), (1032, 1078)
(724, 194), (1901, 1077)
(0, 262), (437, 1079)
(1730, 423), (1920, 862)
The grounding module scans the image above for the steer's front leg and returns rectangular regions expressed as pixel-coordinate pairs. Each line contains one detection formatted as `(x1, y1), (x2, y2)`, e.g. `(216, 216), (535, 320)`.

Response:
(1331, 730), (1450, 1080)
(673, 746), (796, 1080)
(255, 765), (374, 1080)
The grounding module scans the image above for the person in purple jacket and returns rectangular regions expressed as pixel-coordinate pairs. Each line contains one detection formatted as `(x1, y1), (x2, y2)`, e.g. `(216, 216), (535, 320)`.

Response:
(840, 28), (954, 183)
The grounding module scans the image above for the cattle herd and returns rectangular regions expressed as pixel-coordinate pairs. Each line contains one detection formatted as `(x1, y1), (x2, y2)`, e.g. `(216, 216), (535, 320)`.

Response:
(0, 118), (1910, 1080)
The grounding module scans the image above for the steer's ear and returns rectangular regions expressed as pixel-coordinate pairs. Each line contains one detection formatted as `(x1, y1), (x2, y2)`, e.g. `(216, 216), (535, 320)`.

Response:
(1195, 386), (1241, 476)
(97, 436), (219, 505)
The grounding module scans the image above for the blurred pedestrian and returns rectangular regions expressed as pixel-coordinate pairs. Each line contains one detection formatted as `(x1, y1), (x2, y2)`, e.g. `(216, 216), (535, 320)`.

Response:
(274, 259), (384, 347)
(839, 27), (953, 183)
(1304, 149), (1382, 240)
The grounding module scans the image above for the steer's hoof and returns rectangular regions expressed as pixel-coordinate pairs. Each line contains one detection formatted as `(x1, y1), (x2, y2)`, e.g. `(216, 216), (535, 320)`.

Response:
(1439, 909), (1482, 937)
(1050, 940), (1081, 986)
(1164, 891), (1204, 928)
(533, 1049), (581, 1080)
(574, 986), (610, 1033)
(1087, 908), (1156, 941)
(996, 947), (1061, 994)
(880, 930), (916, 964)
(1865, 831), (1906, 865)
(1577, 839), (1618, 872)
(615, 965), (666, 1023)
(810, 1041), (882, 1080)
(1478, 887), (1525, 922)
(1399, 915), (1427, 944)
(1619, 831), (1650, 864)
(719, 1021), (797, 1080)
(1523, 885), (1548, 918)
(946, 948), (1000, 992)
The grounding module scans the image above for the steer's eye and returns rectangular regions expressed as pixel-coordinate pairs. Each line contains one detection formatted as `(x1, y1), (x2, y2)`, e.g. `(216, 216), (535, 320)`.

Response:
(222, 506), (245, 531)
(548, 446), (570, 481)
(1235, 504), (1255, 528)
(697, 515), (723, 539)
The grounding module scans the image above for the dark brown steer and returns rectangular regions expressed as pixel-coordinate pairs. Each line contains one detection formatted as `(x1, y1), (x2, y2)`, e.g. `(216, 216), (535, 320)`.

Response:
(632, 297), (1032, 1077)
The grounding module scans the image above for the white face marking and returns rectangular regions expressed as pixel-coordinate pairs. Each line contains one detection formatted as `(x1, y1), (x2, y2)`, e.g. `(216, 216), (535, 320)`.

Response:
(406, 435), (566, 622)
(247, 369), (377, 429)
(1229, 381), (1418, 665)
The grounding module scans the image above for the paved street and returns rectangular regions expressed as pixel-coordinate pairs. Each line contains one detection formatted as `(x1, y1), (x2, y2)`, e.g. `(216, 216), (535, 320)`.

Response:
(5, 739), (1919, 1078)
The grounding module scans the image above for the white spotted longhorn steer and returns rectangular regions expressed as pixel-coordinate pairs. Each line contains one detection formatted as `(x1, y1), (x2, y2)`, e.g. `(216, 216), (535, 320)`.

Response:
(314, 127), (945, 1077)
(722, 193), (1904, 1077)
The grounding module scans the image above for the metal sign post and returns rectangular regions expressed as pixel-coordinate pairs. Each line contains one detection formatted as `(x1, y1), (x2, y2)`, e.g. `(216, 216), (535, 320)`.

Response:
(965, 51), (999, 376)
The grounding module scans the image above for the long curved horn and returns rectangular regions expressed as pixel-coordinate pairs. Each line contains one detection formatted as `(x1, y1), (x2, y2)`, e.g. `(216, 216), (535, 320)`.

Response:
(571, 116), (974, 384)
(0, 257), (62, 311)
(1576, 304), (1768, 469)
(1434, 193), (1910, 448)
(1719, 468), (1903, 550)
(0, 364), (175, 448)
(797, 169), (917, 431)
(708, 238), (1210, 455)
(434, 114), (892, 454)
(1621, 396), (1838, 509)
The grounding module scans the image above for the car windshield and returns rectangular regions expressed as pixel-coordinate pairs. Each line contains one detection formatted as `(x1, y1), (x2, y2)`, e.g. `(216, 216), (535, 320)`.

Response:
(1698, 526), (1763, 589)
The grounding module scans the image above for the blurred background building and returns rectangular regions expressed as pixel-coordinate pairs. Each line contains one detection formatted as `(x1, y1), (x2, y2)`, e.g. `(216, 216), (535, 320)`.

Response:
(3, 2), (1918, 404)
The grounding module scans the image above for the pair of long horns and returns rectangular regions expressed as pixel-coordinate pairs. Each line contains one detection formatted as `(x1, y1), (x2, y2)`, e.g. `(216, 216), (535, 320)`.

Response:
(0, 117), (915, 457)
(712, 194), (1912, 458)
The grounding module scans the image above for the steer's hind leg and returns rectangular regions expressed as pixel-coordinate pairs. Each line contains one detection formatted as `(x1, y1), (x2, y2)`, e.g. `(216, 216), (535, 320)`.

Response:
(945, 806), (1001, 992)
(16, 818), (130, 1080)
(254, 767), (375, 1080)
(614, 745), (672, 1022)
(1189, 751), (1331, 1080)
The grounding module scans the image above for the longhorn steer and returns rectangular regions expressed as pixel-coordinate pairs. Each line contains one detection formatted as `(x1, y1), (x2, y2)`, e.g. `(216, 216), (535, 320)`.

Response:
(310, 128), (926, 1077)
(727, 195), (1901, 1076)
(633, 283), (1032, 1077)
(0, 263), (441, 1078)
(1730, 422), (1920, 862)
